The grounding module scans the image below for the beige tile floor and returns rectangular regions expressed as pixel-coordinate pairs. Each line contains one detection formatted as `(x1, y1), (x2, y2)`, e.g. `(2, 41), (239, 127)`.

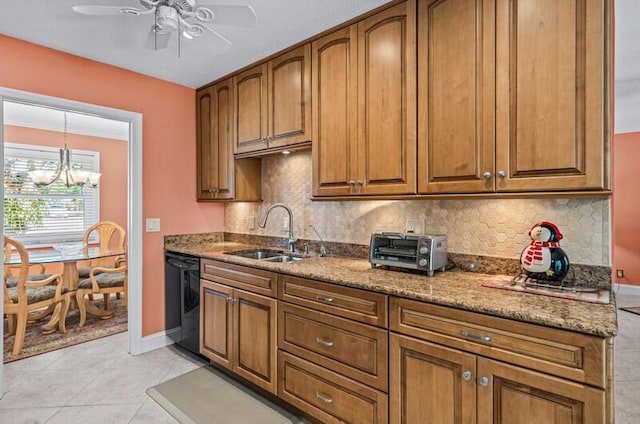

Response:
(1, 293), (639, 424)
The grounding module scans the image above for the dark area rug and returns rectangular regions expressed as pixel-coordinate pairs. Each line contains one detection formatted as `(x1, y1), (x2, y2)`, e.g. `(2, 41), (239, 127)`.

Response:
(3, 297), (127, 363)
(620, 306), (640, 316)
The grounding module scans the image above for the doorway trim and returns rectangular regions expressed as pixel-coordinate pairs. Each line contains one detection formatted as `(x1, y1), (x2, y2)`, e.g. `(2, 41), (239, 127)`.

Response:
(0, 87), (143, 396)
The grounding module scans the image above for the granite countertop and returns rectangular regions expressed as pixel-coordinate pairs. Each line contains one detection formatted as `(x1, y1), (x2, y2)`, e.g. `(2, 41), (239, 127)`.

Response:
(165, 241), (618, 337)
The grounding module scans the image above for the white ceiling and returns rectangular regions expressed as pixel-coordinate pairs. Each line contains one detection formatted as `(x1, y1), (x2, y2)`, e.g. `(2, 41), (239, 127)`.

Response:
(4, 101), (130, 141)
(0, 0), (392, 89)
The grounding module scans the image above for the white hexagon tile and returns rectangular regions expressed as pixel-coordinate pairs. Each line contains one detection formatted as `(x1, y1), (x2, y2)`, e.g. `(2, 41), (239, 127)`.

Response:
(225, 151), (610, 266)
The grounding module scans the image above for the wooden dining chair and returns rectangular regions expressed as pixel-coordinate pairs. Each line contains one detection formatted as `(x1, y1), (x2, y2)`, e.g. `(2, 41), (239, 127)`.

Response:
(4, 242), (52, 288)
(78, 221), (126, 309)
(76, 256), (127, 327)
(3, 236), (70, 355)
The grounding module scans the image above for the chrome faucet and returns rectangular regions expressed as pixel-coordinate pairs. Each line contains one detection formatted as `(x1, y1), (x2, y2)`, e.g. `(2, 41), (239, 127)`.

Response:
(259, 203), (297, 252)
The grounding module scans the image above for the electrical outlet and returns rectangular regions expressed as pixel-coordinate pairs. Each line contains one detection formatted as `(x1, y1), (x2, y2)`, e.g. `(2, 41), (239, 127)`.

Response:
(283, 217), (289, 231)
(249, 215), (255, 230)
(405, 219), (425, 234)
(616, 269), (624, 278)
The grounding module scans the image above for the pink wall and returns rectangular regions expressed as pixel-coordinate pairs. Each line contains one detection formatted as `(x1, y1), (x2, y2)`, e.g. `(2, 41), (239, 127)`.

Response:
(0, 35), (225, 336)
(4, 125), (128, 229)
(612, 132), (640, 286)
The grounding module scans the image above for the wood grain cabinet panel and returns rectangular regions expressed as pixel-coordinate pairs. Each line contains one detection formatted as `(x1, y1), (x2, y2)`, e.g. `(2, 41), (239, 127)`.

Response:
(390, 333), (477, 424)
(200, 266), (278, 395)
(313, 1), (416, 197)
(279, 303), (388, 391)
(196, 80), (261, 201)
(494, 0), (608, 191)
(234, 64), (269, 154)
(201, 259), (278, 297)
(268, 45), (312, 149)
(279, 351), (388, 424)
(200, 280), (234, 368)
(417, 0), (495, 193)
(278, 274), (388, 327)
(418, 0), (609, 194)
(234, 45), (311, 155)
(477, 358), (605, 424)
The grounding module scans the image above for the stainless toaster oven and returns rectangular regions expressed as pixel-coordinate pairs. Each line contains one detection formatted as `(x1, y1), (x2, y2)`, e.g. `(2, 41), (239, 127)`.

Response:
(369, 232), (448, 276)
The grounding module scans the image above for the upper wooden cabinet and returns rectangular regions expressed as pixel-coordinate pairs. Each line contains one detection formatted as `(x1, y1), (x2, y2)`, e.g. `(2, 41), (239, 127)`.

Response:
(196, 79), (261, 201)
(234, 45), (312, 155)
(418, 0), (609, 194)
(312, 1), (416, 196)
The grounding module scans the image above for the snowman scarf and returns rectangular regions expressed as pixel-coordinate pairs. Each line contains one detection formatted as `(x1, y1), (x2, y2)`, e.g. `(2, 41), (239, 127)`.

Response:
(522, 240), (560, 267)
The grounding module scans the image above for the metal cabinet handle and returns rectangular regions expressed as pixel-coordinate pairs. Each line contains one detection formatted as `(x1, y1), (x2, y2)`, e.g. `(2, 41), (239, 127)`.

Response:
(478, 376), (489, 387)
(482, 171), (492, 180)
(462, 371), (472, 381)
(356, 180), (364, 186)
(497, 170), (506, 178)
(315, 337), (334, 347)
(208, 188), (218, 193)
(315, 295), (334, 303)
(461, 330), (491, 342)
(348, 180), (356, 186)
(316, 391), (334, 404)
(226, 296), (235, 303)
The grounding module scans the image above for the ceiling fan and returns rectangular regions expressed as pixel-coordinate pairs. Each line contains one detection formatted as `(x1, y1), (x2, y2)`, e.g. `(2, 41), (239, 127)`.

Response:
(72, 0), (256, 51)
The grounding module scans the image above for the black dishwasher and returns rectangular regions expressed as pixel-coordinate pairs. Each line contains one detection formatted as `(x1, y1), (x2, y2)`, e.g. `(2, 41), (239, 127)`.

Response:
(164, 251), (201, 355)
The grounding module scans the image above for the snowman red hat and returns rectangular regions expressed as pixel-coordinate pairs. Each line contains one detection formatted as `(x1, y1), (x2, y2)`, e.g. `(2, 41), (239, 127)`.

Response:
(520, 221), (569, 281)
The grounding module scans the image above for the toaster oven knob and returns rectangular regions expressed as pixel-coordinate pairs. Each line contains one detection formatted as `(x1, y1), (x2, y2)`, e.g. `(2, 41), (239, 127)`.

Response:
(418, 259), (428, 267)
(419, 246), (429, 254)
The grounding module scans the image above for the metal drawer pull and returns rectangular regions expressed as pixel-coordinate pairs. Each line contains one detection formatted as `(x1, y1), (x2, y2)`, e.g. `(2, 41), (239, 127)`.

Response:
(315, 295), (334, 303)
(315, 337), (334, 347)
(316, 391), (334, 404)
(461, 330), (491, 342)
(462, 371), (472, 381)
(478, 376), (489, 387)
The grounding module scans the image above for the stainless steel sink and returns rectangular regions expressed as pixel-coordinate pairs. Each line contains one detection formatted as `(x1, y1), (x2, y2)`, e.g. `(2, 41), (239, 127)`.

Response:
(261, 255), (304, 263)
(224, 249), (305, 262)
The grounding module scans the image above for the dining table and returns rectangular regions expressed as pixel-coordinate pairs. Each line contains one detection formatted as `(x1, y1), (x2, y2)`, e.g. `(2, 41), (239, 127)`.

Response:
(5, 245), (126, 333)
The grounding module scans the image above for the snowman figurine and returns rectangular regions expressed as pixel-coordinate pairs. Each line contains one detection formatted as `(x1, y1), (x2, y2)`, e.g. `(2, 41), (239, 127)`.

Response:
(520, 221), (570, 281)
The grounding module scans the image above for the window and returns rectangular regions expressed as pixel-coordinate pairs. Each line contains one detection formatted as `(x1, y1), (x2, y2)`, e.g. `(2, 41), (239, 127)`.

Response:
(3, 142), (100, 246)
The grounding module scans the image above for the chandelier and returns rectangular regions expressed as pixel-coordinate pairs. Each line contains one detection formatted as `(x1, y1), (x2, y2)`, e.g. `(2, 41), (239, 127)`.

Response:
(27, 112), (101, 188)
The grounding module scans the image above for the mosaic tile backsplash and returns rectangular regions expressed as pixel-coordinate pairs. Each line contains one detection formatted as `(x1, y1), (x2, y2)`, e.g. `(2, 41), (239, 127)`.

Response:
(225, 150), (611, 266)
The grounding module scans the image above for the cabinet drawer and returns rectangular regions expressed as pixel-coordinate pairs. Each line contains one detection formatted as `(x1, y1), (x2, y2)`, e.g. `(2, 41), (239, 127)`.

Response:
(201, 259), (277, 297)
(279, 274), (388, 327)
(278, 351), (388, 424)
(390, 297), (606, 388)
(279, 303), (388, 391)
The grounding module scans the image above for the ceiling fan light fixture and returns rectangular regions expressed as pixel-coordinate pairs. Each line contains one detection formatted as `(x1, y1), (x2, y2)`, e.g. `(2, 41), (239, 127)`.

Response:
(157, 5), (179, 31)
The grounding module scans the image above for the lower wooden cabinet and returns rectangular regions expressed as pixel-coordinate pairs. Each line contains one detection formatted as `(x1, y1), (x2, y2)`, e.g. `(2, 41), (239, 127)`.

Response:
(278, 351), (388, 424)
(390, 332), (608, 424)
(200, 279), (277, 394)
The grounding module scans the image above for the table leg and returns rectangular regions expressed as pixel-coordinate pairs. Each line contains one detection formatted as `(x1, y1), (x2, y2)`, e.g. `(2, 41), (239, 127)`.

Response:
(41, 303), (62, 334)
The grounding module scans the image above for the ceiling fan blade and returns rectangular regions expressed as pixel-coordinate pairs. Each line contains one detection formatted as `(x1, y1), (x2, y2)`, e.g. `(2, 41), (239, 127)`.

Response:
(198, 5), (257, 27)
(72, 5), (147, 16)
(145, 26), (171, 50)
(193, 24), (232, 53)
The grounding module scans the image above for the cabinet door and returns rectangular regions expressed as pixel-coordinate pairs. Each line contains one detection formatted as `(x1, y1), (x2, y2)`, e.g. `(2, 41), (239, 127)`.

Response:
(495, 0), (608, 191)
(390, 334), (476, 424)
(312, 26), (359, 196)
(200, 280), (234, 369)
(196, 87), (216, 200)
(268, 44), (312, 149)
(477, 358), (605, 424)
(233, 289), (277, 394)
(417, 0), (495, 194)
(357, 1), (416, 195)
(212, 78), (234, 199)
(234, 64), (269, 154)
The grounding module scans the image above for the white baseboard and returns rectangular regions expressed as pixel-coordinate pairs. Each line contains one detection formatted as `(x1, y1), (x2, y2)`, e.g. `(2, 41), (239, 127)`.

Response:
(138, 327), (181, 354)
(614, 283), (640, 296)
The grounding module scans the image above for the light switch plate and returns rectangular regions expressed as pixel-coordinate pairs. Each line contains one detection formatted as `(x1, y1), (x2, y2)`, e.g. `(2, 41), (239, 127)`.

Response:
(146, 218), (161, 233)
